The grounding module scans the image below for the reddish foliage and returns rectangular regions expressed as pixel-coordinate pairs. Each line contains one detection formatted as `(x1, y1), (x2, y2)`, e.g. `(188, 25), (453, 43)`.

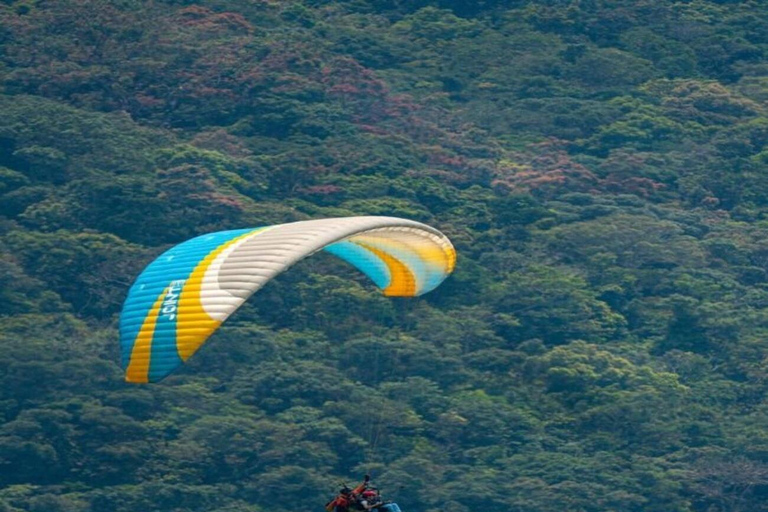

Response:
(297, 185), (344, 195)
(135, 94), (165, 108)
(158, 165), (244, 218)
(0, 1), (269, 122)
(493, 140), (599, 198)
(177, 6), (254, 34)
(329, 84), (362, 95)
(271, 74), (318, 94)
(493, 140), (667, 199)
(384, 94), (418, 118)
(400, 117), (448, 144)
(407, 169), (474, 186)
(320, 57), (420, 124)
(260, 42), (323, 75)
(598, 150), (667, 198)
(357, 125), (390, 135)
(195, 192), (245, 210)
(603, 176), (665, 197)
(429, 153), (468, 169)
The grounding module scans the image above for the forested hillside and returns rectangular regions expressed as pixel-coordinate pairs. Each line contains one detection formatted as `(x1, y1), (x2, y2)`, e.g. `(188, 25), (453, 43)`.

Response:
(2, 1), (768, 511)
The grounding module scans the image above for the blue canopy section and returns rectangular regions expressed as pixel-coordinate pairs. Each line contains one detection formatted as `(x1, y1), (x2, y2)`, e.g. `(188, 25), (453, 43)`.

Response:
(119, 228), (254, 370)
(324, 240), (391, 289)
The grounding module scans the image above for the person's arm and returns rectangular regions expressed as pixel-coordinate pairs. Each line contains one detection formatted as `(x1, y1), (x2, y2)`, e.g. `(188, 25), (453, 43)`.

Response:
(352, 474), (371, 494)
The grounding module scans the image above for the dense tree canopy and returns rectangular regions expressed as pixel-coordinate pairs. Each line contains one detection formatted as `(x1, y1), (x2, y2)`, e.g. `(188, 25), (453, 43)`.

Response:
(2, 1), (768, 511)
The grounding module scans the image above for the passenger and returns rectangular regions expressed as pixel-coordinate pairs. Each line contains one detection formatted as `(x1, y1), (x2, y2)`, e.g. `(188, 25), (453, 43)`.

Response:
(326, 475), (370, 512)
(325, 486), (352, 512)
(359, 489), (382, 510)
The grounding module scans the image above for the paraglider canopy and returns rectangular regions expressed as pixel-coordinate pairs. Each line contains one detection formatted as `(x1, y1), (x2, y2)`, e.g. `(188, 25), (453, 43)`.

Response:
(119, 216), (456, 383)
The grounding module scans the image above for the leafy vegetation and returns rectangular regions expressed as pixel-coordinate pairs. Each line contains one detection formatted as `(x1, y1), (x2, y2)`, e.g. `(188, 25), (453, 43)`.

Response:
(2, 0), (768, 511)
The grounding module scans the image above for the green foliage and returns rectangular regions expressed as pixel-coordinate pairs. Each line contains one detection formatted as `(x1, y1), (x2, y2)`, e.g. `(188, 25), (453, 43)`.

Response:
(2, 0), (768, 511)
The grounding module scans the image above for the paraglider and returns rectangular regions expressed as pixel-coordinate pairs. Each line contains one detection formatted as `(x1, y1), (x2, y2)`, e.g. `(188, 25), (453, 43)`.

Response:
(326, 475), (402, 512)
(119, 216), (456, 383)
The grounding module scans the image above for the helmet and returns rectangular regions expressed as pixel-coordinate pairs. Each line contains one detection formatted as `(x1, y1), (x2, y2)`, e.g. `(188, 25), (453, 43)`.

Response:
(362, 490), (377, 499)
